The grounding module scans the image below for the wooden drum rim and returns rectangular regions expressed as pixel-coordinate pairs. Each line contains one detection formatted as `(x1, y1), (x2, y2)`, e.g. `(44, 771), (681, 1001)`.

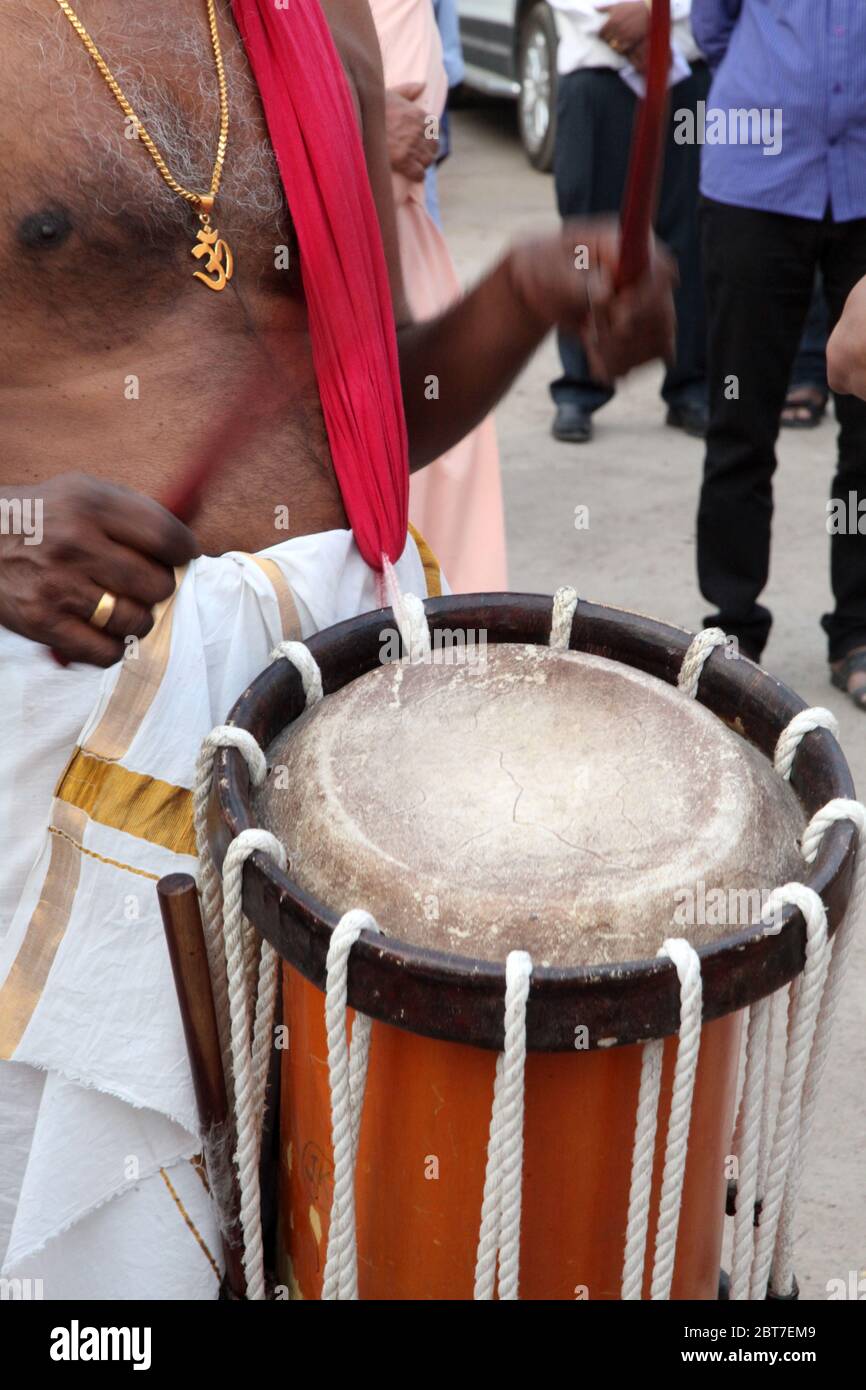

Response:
(208, 593), (857, 1052)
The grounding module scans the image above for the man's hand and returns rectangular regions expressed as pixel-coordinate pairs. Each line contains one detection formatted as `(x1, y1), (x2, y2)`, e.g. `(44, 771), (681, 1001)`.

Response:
(597, 2), (649, 55)
(0, 473), (200, 666)
(628, 37), (648, 74)
(827, 274), (866, 401)
(385, 82), (439, 182)
(507, 221), (677, 379)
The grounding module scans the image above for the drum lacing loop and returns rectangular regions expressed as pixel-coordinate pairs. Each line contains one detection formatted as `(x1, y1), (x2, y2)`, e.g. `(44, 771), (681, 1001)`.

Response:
(193, 726), (269, 1109)
(742, 800), (866, 1299)
(269, 640), (324, 706)
(621, 938), (702, 1300)
(221, 828), (288, 1302)
(649, 939), (703, 1300)
(382, 555), (432, 664)
(621, 1037), (664, 1299)
(773, 707), (839, 780)
(474, 950), (533, 1301)
(549, 586), (578, 650)
(747, 884), (830, 1299)
(322, 910), (381, 1301)
(193, 726), (279, 1300)
(677, 627), (727, 698)
(728, 994), (773, 1300)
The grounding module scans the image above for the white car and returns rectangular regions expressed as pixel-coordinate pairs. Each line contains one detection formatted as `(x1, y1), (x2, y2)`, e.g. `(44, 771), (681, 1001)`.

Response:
(456, 1), (559, 170)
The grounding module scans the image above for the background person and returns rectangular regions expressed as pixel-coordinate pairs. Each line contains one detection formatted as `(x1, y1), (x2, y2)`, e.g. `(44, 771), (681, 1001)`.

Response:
(425, 0), (465, 228)
(693, 0), (866, 708)
(376, 0), (507, 590)
(548, 0), (709, 445)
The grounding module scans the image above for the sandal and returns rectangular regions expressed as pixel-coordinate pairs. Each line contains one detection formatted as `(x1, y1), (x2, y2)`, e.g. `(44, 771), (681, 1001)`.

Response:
(781, 385), (828, 430)
(830, 647), (866, 711)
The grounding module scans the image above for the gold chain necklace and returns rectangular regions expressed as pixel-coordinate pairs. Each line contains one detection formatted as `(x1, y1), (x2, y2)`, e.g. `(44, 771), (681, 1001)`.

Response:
(53, 0), (234, 291)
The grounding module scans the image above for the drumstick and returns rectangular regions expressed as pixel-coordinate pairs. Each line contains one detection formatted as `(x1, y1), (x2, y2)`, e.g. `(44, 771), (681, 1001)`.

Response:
(49, 354), (281, 665)
(157, 872), (247, 1299)
(614, 0), (672, 289)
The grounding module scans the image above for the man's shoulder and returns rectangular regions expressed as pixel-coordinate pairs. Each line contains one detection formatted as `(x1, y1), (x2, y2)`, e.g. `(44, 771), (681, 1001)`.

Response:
(319, 0), (384, 98)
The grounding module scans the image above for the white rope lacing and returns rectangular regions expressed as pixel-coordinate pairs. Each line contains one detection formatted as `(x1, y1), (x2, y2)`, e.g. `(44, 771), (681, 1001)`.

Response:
(765, 799), (866, 1297)
(193, 727), (268, 1110)
(382, 557), (432, 663)
(677, 627), (727, 698)
(748, 883), (831, 1299)
(321, 910), (381, 1301)
(192, 643), (324, 1297)
(649, 939), (703, 1300)
(621, 1038), (664, 1299)
(549, 587), (578, 650)
(620, 939), (702, 1301)
(474, 950), (533, 1301)
(270, 639), (324, 706)
(756, 989), (786, 1213)
(774, 708), (839, 781)
(728, 995), (771, 1299)
(220, 827), (287, 1301)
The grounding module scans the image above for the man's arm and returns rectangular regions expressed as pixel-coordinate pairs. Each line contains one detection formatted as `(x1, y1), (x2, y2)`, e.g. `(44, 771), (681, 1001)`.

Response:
(690, 0), (742, 69)
(349, 0), (675, 471)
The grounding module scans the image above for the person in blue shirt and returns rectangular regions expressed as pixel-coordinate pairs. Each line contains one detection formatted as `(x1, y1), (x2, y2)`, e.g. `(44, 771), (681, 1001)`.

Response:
(425, 0), (466, 227)
(693, 0), (866, 708)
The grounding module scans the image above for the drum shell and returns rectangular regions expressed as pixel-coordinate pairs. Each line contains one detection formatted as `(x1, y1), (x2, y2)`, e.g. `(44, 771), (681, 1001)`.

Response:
(209, 594), (858, 1299)
(277, 967), (741, 1301)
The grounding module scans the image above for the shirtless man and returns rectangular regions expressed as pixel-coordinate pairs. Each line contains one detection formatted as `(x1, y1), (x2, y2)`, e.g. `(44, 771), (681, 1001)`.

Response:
(0, 0), (673, 667)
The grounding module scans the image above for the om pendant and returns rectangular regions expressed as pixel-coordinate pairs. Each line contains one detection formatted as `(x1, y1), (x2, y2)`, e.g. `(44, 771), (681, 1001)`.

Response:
(192, 223), (233, 292)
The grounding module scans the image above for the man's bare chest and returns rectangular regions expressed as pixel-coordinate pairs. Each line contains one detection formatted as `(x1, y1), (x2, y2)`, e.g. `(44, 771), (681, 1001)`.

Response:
(0, 0), (362, 323)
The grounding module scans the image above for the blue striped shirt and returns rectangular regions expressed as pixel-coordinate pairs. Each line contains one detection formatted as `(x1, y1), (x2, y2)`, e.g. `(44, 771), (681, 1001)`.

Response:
(691, 0), (866, 221)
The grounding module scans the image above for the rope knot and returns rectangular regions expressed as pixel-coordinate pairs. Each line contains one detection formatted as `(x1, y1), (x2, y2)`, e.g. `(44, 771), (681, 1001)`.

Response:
(269, 640), (323, 707)
(677, 627), (728, 699)
(774, 707), (839, 780)
(549, 587), (578, 650)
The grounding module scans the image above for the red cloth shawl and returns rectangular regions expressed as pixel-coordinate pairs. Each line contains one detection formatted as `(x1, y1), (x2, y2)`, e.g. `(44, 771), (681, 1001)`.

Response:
(230, 0), (409, 570)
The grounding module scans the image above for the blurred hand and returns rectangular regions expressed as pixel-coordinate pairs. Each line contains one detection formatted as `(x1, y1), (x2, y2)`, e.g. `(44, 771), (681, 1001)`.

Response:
(0, 473), (200, 666)
(385, 82), (439, 182)
(507, 220), (677, 378)
(827, 274), (866, 400)
(628, 37), (648, 74)
(597, 2), (649, 55)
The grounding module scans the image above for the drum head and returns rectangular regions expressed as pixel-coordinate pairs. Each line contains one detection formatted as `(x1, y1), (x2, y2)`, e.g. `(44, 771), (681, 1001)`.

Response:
(256, 643), (805, 967)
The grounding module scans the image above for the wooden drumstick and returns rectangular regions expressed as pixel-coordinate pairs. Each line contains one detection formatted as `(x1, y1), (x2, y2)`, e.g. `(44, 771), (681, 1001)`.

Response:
(157, 872), (246, 1299)
(615, 0), (672, 290)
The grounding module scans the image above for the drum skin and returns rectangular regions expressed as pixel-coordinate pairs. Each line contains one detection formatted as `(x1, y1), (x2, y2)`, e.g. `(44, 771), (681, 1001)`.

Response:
(277, 968), (741, 1301)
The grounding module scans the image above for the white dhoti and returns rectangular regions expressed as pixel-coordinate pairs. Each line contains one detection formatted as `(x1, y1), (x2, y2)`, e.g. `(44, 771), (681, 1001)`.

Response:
(0, 527), (442, 1298)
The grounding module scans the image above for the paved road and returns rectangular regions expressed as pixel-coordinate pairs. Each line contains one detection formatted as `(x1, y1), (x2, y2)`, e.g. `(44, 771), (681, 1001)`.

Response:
(439, 101), (865, 1299)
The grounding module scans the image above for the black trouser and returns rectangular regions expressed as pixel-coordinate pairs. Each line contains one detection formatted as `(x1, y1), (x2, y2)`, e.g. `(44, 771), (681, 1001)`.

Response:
(550, 63), (709, 413)
(789, 273), (829, 393)
(698, 198), (866, 662)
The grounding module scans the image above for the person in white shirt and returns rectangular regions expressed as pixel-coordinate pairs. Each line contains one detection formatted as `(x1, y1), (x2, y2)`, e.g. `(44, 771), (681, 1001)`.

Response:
(549, 1), (708, 443)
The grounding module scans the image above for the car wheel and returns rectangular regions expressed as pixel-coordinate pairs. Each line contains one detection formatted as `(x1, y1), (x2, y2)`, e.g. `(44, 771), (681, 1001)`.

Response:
(517, 2), (558, 172)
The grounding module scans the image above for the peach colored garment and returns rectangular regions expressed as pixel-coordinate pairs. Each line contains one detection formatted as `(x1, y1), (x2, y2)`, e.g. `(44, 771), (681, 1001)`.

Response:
(370, 0), (507, 592)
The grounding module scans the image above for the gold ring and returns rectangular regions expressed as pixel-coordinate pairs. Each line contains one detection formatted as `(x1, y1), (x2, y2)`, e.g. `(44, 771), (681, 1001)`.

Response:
(89, 591), (117, 630)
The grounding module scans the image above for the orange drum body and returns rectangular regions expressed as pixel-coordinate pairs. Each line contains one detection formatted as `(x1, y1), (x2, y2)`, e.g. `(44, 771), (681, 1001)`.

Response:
(210, 594), (858, 1301)
(278, 977), (740, 1301)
